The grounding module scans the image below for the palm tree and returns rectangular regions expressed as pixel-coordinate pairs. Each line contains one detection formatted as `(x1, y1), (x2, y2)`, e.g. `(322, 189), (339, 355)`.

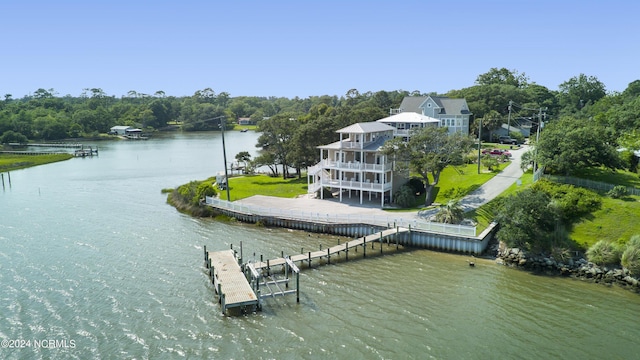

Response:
(434, 199), (464, 224)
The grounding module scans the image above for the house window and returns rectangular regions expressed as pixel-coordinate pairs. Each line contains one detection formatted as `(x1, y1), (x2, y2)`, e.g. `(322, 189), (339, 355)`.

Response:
(441, 120), (445, 126)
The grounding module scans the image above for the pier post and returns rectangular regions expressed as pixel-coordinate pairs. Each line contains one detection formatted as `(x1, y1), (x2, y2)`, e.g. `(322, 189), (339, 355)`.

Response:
(363, 236), (366, 258)
(380, 233), (383, 254)
(327, 248), (330, 264)
(240, 241), (243, 264)
(345, 242), (349, 261)
(308, 252), (311, 268)
(1, 173), (4, 190)
(209, 259), (213, 280)
(296, 271), (300, 303)
(7, 172), (11, 186)
(221, 293), (226, 315)
(396, 227), (399, 250)
(204, 246), (208, 267)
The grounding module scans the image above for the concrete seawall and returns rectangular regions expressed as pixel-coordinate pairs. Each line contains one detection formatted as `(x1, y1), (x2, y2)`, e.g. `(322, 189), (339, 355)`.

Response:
(204, 197), (498, 255)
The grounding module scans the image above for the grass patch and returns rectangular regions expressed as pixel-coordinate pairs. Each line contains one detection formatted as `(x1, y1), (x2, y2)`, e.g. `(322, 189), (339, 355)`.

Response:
(570, 195), (640, 249)
(218, 174), (308, 201)
(572, 167), (640, 188)
(0, 153), (73, 171)
(233, 124), (258, 131)
(433, 163), (503, 204)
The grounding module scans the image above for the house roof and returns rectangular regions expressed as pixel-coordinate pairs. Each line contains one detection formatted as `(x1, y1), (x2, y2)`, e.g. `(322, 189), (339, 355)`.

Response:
(110, 125), (132, 130)
(376, 112), (440, 124)
(398, 96), (428, 113)
(318, 135), (391, 152)
(429, 96), (472, 115)
(398, 96), (472, 116)
(336, 122), (395, 134)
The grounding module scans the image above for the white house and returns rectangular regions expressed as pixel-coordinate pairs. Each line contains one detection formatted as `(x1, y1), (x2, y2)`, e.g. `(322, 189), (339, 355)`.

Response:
(307, 122), (406, 207)
(376, 112), (440, 140)
(390, 95), (472, 135)
(109, 125), (132, 135)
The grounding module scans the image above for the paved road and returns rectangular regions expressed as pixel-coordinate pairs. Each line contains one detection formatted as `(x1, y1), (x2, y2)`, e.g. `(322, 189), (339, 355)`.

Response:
(237, 145), (527, 220)
(459, 145), (525, 211)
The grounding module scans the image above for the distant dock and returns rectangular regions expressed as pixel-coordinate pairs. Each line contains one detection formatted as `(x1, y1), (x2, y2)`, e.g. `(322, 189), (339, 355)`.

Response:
(2, 142), (98, 157)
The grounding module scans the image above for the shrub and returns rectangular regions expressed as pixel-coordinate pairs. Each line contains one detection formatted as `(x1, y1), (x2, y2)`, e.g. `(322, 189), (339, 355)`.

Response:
(586, 240), (622, 265)
(196, 182), (217, 203)
(607, 185), (628, 199)
(532, 180), (601, 221)
(622, 235), (640, 275)
(394, 185), (416, 208)
(407, 178), (425, 195)
(481, 154), (499, 171)
(434, 199), (464, 224)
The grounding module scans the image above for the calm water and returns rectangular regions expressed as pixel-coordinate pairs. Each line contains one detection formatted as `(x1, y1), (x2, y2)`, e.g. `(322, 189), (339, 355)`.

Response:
(1, 131), (639, 359)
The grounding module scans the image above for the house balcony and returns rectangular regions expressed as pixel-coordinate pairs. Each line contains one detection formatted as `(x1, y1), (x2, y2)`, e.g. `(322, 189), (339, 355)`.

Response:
(310, 159), (392, 172)
(313, 178), (392, 193)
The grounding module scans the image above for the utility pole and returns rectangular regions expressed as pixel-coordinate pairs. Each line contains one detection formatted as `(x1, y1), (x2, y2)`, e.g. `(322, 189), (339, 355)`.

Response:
(533, 107), (545, 173)
(477, 117), (482, 174)
(506, 100), (513, 140)
(220, 117), (231, 201)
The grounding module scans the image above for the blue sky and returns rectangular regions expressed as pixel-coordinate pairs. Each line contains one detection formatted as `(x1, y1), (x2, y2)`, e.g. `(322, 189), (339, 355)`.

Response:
(1, 0), (638, 99)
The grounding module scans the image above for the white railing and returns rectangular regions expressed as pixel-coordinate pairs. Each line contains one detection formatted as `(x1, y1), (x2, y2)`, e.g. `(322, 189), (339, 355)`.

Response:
(393, 129), (410, 137)
(319, 179), (390, 191)
(310, 159), (392, 172)
(204, 197), (476, 237)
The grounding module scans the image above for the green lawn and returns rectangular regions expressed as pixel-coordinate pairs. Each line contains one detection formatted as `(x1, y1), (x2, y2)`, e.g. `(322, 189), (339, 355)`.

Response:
(218, 174), (308, 201)
(573, 167), (640, 188)
(433, 163), (506, 204)
(232, 124), (258, 131)
(0, 153), (73, 172)
(570, 195), (640, 248)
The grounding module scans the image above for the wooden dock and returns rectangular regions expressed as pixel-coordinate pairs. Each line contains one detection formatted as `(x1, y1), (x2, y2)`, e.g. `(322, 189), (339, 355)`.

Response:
(205, 249), (259, 315)
(203, 227), (409, 315)
(252, 227), (409, 271)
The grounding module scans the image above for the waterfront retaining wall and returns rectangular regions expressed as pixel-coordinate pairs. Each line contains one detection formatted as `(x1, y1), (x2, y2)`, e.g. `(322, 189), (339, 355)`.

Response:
(204, 198), (498, 255)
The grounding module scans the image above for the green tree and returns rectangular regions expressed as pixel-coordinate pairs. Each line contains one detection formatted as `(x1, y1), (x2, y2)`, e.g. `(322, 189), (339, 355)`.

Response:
(496, 188), (560, 252)
(382, 126), (474, 206)
(256, 113), (301, 179)
(475, 67), (529, 88)
(558, 74), (606, 113)
(536, 116), (621, 175)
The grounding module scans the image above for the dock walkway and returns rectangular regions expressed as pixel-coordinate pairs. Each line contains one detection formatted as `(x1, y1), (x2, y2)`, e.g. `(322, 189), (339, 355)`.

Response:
(205, 249), (258, 314)
(252, 227), (409, 271)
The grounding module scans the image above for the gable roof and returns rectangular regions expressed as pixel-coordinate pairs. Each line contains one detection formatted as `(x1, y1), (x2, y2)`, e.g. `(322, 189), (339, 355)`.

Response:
(397, 96), (472, 116)
(336, 122), (395, 134)
(428, 96), (471, 116)
(377, 112), (440, 124)
(398, 96), (428, 114)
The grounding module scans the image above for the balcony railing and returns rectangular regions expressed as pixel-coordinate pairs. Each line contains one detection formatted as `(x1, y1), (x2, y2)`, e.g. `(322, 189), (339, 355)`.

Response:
(318, 179), (391, 191)
(310, 159), (392, 172)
